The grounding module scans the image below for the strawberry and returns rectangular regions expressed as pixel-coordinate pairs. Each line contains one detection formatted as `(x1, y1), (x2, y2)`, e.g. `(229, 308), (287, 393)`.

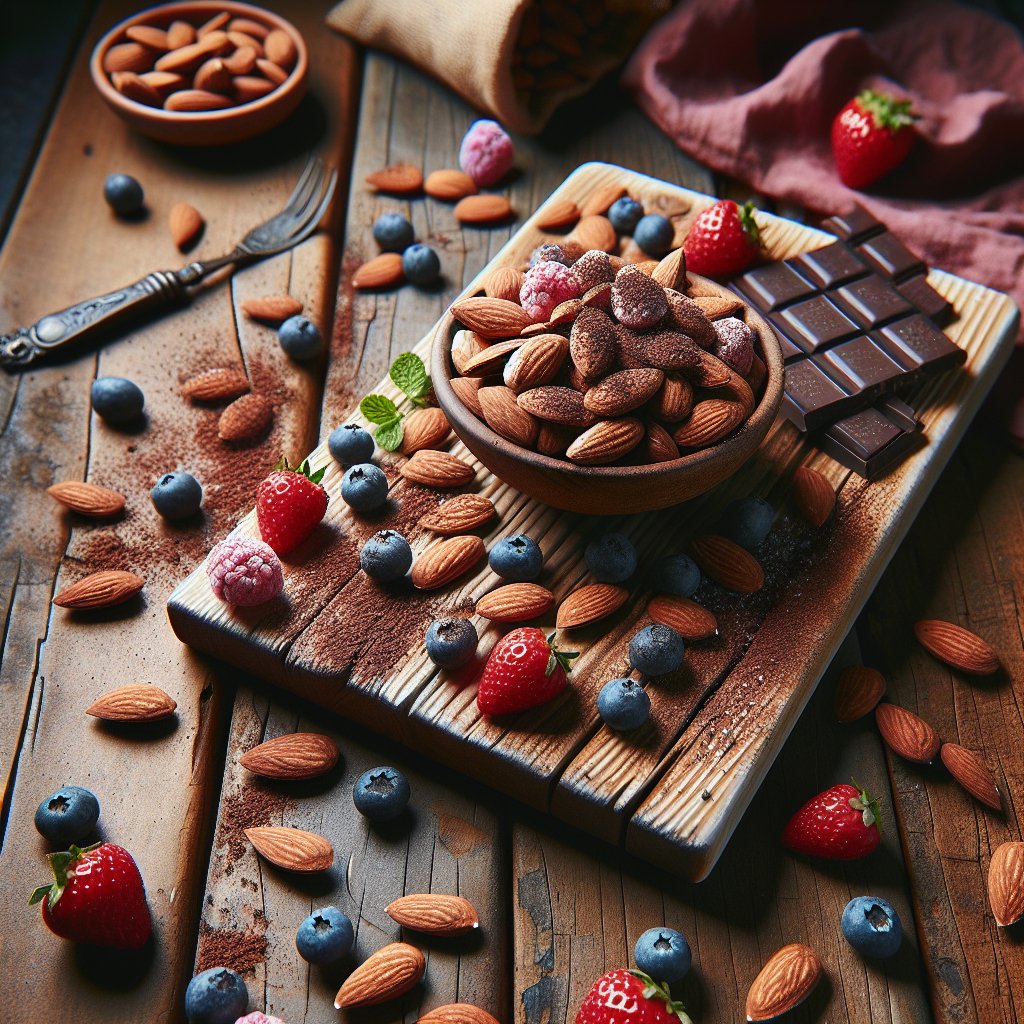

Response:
(29, 842), (151, 949)
(256, 458), (328, 555)
(831, 89), (918, 189)
(476, 628), (578, 716)
(576, 969), (693, 1024)
(782, 781), (882, 860)
(682, 199), (760, 278)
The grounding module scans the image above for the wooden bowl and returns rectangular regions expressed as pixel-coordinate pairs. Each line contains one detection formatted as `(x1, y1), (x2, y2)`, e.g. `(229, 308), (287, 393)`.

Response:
(90, 1), (307, 146)
(432, 276), (784, 515)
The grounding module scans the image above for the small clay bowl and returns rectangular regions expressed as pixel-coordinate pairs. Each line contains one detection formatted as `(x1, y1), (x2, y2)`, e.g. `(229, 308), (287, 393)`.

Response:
(432, 274), (784, 515)
(90, 1), (307, 146)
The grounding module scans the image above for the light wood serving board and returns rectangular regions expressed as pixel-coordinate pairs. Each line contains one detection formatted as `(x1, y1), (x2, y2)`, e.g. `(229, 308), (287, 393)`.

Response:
(168, 163), (1018, 881)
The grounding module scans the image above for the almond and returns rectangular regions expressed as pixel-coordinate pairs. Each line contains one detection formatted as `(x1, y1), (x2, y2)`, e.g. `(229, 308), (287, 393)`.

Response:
(582, 281), (613, 309)
(425, 168), (478, 200)
(164, 89), (232, 112)
(688, 349), (733, 387)
(366, 162), (423, 195)
(451, 297), (534, 339)
(223, 47), (259, 76)
(579, 182), (626, 217)
(691, 294), (745, 319)
(479, 386), (539, 446)
(47, 481), (125, 518)
(125, 25), (170, 50)
(193, 57), (231, 93)
(988, 842), (1024, 926)
(197, 12), (230, 35)
(570, 307), (617, 381)
(536, 422), (580, 455)
(239, 732), (340, 780)
(503, 334), (568, 393)
(651, 373), (693, 422)
(477, 583), (555, 622)
(874, 702), (940, 763)
(673, 400), (745, 449)
(645, 421), (679, 463)
(940, 743), (1001, 810)
(111, 71), (162, 107)
(517, 387), (592, 427)
(228, 17), (270, 39)
(54, 570), (144, 609)
(484, 266), (525, 302)
(401, 407), (451, 454)
(256, 58), (288, 86)
(244, 826), (333, 872)
(139, 70), (188, 94)
(241, 295), (303, 324)
(450, 376), (484, 418)
(647, 595), (718, 640)
(233, 75), (276, 103)
(584, 368), (664, 417)
(455, 194), (514, 225)
(103, 42), (155, 74)
(419, 494), (496, 535)
(354, 252), (404, 289)
(218, 393), (273, 442)
(556, 584), (628, 629)
(386, 893), (480, 935)
(651, 248), (687, 291)
(181, 367), (250, 402)
(635, 260), (659, 276)
(535, 198), (580, 231)
(452, 329), (490, 375)
(401, 450), (476, 488)
(834, 666), (886, 722)
(565, 418), (644, 465)
(572, 214), (617, 253)
(418, 1004), (500, 1024)
(335, 942), (425, 1009)
(461, 339), (525, 377)
(745, 943), (822, 1022)
(664, 290), (717, 349)
(793, 466), (835, 527)
(169, 202), (204, 251)
(914, 619), (1000, 675)
(166, 20), (196, 48)
(264, 28), (297, 69)
(156, 35), (230, 74)
(691, 535), (763, 593)
(411, 536), (485, 590)
(85, 683), (175, 721)
(711, 369), (756, 417)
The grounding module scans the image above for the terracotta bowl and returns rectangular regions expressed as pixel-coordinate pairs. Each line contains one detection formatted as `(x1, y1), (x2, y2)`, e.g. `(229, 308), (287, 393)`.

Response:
(90, 1), (308, 146)
(432, 275), (784, 515)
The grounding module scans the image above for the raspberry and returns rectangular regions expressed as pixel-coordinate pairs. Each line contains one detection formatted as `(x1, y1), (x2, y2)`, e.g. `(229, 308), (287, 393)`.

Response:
(610, 265), (668, 329)
(206, 535), (284, 607)
(519, 261), (582, 321)
(458, 119), (514, 187)
(713, 316), (755, 375)
(235, 1014), (286, 1024)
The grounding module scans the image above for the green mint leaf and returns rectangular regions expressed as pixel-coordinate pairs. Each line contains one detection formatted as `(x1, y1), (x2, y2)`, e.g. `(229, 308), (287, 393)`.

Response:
(390, 352), (431, 400)
(374, 418), (404, 452)
(360, 394), (399, 425)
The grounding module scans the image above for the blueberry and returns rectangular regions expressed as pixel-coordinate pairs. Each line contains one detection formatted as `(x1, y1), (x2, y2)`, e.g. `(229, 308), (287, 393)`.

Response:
(103, 173), (144, 216)
(34, 786), (100, 846)
(841, 896), (903, 958)
(608, 196), (644, 235)
(342, 463), (389, 512)
(328, 423), (375, 466)
(585, 533), (637, 584)
(634, 214), (674, 257)
(184, 967), (248, 1024)
(278, 315), (322, 360)
(426, 617), (478, 669)
(295, 905), (354, 965)
(720, 496), (774, 552)
(629, 624), (685, 676)
(402, 243), (441, 286)
(634, 927), (692, 985)
(651, 554), (701, 598)
(372, 212), (415, 252)
(360, 530), (412, 582)
(489, 534), (543, 581)
(91, 376), (144, 424)
(597, 678), (650, 731)
(353, 766), (410, 821)
(151, 471), (203, 520)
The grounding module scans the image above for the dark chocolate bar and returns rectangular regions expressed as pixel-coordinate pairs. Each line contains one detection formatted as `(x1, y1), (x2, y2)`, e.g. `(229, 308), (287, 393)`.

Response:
(817, 396), (924, 480)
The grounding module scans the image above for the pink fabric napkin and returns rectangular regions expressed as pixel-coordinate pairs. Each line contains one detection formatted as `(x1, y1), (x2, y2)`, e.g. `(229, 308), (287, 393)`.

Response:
(623, 0), (1024, 440)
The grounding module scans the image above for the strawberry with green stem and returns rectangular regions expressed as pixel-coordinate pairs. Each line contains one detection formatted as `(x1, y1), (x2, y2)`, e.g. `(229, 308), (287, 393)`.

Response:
(682, 199), (761, 278)
(256, 457), (328, 555)
(782, 780), (882, 860)
(831, 90), (918, 189)
(575, 968), (693, 1024)
(477, 628), (578, 716)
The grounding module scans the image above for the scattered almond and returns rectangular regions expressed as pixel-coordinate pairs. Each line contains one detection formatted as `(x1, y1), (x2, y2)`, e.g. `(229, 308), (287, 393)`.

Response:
(455, 194), (514, 225)
(535, 198), (580, 231)
(401, 450), (476, 488)
(914, 619), (1000, 675)
(451, 297), (533, 338)
(418, 1004), (500, 1024)
(239, 733), (340, 780)
(245, 826), (333, 872)
(793, 466), (835, 527)
(477, 583), (556, 622)
(484, 267), (525, 302)
(169, 202), (204, 251)
(47, 481), (125, 518)
(691, 534), (763, 593)
(85, 683), (175, 721)
(354, 252), (404, 289)
(940, 742), (1001, 810)
(366, 163), (423, 195)
(335, 942), (425, 1009)
(647, 595), (718, 640)
(419, 494), (496, 535)
(54, 570), (144, 609)
(834, 666), (885, 722)
(241, 295), (303, 324)
(218, 393), (273, 443)
(875, 702), (940, 763)
(181, 367), (250, 402)
(745, 943), (822, 1022)
(425, 169), (477, 201)
(411, 536), (485, 590)
(401, 407), (451, 455)
(386, 893), (479, 935)
(556, 584), (628, 629)
(988, 841), (1024, 926)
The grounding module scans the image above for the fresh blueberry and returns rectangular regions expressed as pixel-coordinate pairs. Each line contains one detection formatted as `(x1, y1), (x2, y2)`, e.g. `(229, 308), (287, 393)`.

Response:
(634, 927), (692, 985)
(184, 967), (248, 1024)
(597, 678), (650, 731)
(91, 376), (144, 424)
(585, 533), (637, 584)
(608, 196), (644, 235)
(425, 617), (478, 669)
(629, 624), (685, 676)
(103, 173), (144, 216)
(841, 896), (903, 958)
(151, 471), (203, 520)
(402, 243), (441, 286)
(372, 212), (415, 252)
(634, 214), (674, 257)
(360, 530), (412, 582)
(341, 463), (389, 512)
(328, 423), (375, 466)
(34, 785), (100, 846)
(295, 905), (354, 965)
(278, 315), (322, 360)
(651, 554), (701, 598)
(720, 496), (774, 552)
(489, 535), (543, 581)
(353, 766), (410, 821)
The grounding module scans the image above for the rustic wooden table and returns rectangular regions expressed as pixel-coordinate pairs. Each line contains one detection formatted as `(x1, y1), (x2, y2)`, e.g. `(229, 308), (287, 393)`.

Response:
(1, 4), (1021, 1023)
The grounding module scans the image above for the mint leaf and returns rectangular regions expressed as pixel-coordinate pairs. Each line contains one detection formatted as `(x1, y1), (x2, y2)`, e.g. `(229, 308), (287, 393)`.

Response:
(390, 352), (432, 401)
(374, 417), (404, 452)
(360, 394), (399, 425)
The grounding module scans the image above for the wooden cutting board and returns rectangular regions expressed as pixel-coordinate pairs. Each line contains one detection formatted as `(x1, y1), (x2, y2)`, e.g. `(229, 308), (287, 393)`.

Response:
(168, 162), (1019, 881)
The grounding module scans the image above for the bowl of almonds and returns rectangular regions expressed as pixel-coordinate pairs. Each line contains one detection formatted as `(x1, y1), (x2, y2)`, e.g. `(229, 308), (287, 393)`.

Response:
(90, 1), (307, 145)
(432, 245), (784, 514)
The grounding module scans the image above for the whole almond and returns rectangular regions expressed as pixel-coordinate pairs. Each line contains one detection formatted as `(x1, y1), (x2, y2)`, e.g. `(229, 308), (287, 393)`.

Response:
(536, 422), (580, 455)
(691, 534), (763, 593)
(875, 702), (940, 763)
(166, 20), (197, 48)
(193, 57), (231, 93)
(451, 297), (533, 338)
(652, 374), (694, 422)
(572, 214), (617, 253)
(745, 943), (822, 1022)
(401, 450), (476, 488)
(425, 169), (478, 201)
(988, 842), (1024, 926)
(48, 481), (125, 517)
(401, 407), (451, 455)
(652, 248), (687, 291)
(418, 1004), (500, 1024)
(664, 289), (718, 348)
(451, 329), (489, 375)
(689, 349), (732, 387)
(834, 666), (886, 722)
(645, 421), (680, 463)
(484, 267), (525, 302)
(181, 367), (250, 402)
(711, 369), (756, 417)
(941, 743), (1001, 810)
(228, 17), (270, 39)
(579, 182), (626, 217)
(239, 732), (340, 780)
(793, 466), (835, 527)
(386, 893), (479, 935)
(914, 619), (1000, 675)
(335, 942), (425, 1009)
(647, 595), (718, 640)
(197, 12), (230, 35)
(673, 400), (746, 449)
(454, 194), (514, 225)
(692, 294), (745, 319)
(585, 368), (664, 417)
(103, 42), (155, 74)
(139, 70), (189, 94)
(461, 339), (524, 377)
(517, 387), (592, 427)
(354, 252), (404, 289)
(450, 376), (485, 418)
(264, 28), (298, 69)
(556, 584), (628, 629)
(234, 75), (276, 103)
(164, 89), (232, 112)
(419, 494), (496, 535)
(126, 25), (170, 50)
(411, 536), (485, 590)
(535, 198), (580, 231)
(54, 570), (144, 609)
(504, 334), (569, 393)
(218, 393), (273, 442)
(566, 418), (644, 464)
(241, 295), (303, 323)
(477, 583), (555, 622)
(366, 163), (423, 194)
(245, 826), (333, 872)
(256, 58), (288, 86)
(570, 307), (617, 381)
(85, 683), (175, 721)
(479, 386), (539, 446)
(155, 36), (229, 74)
(169, 202), (204, 251)
(224, 43), (259, 74)
(111, 71), (162, 107)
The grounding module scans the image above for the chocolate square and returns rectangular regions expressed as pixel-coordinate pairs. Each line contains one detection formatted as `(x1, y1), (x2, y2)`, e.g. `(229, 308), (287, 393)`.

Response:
(817, 336), (906, 395)
(856, 233), (926, 281)
(820, 206), (885, 243)
(827, 407), (902, 460)
(788, 242), (870, 289)
(733, 262), (817, 311)
(833, 275), (915, 329)
(897, 274), (954, 325)
(776, 295), (860, 353)
(876, 395), (920, 432)
(819, 399), (924, 480)
(783, 359), (857, 431)
(766, 319), (805, 362)
(873, 314), (966, 380)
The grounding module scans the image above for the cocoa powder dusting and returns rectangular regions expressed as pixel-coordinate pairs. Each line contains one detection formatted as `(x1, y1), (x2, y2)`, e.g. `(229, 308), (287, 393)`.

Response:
(219, 781), (293, 864)
(196, 917), (267, 975)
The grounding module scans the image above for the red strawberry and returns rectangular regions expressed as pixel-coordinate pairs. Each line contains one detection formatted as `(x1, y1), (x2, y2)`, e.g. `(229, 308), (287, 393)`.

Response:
(682, 199), (760, 278)
(476, 628), (578, 716)
(576, 969), (693, 1024)
(29, 842), (151, 949)
(256, 458), (328, 554)
(782, 781), (882, 860)
(831, 89), (918, 189)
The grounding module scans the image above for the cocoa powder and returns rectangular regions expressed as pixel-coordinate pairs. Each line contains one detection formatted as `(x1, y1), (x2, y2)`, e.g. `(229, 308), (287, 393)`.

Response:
(219, 781), (293, 864)
(195, 916), (267, 975)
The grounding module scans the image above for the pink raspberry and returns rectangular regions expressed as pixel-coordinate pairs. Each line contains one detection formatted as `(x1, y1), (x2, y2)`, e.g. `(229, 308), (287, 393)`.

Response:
(459, 119), (514, 187)
(235, 1015), (286, 1024)
(207, 536), (284, 607)
(713, 316), (755, 375)
(519, 261), (582, 321)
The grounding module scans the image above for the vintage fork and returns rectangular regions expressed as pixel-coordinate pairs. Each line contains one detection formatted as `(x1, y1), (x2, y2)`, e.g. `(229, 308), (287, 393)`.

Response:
(0, 155), (337, 370)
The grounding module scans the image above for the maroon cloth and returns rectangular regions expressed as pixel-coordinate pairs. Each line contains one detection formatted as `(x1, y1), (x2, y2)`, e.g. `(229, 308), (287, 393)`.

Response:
(624, 0), (1024, 439)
